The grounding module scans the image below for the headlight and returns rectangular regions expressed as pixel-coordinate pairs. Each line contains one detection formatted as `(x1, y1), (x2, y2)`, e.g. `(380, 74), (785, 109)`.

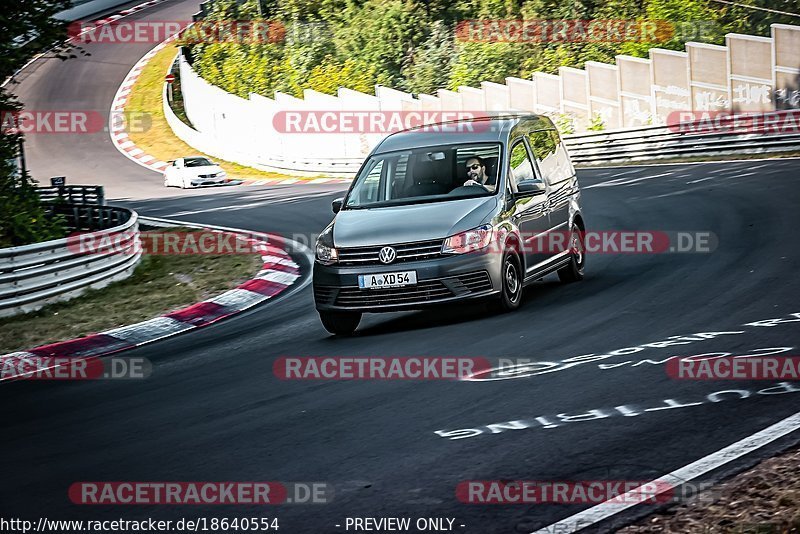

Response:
(217, 171), (227, 177)
(442, 224), (493, 254)
(315, 227), (338, 265)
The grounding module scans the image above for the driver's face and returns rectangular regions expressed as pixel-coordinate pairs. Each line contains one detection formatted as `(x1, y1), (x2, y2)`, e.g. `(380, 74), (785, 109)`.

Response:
(466, 159), (486, 181)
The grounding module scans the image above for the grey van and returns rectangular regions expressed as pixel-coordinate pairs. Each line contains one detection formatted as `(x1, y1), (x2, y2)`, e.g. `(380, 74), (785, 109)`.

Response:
(313, 114), (585, 335)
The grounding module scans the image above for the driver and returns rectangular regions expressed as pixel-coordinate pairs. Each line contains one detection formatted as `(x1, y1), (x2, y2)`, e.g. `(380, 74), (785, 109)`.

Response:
(463, 156), (490, 188)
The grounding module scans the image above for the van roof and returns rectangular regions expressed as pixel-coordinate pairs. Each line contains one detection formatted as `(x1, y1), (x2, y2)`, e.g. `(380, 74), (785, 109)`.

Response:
(373, 113), (554, 154)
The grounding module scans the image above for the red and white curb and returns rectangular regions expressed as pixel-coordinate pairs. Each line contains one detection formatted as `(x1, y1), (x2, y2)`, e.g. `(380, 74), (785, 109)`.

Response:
(0, 217), (312, 380)
(109, 34), (181, 173)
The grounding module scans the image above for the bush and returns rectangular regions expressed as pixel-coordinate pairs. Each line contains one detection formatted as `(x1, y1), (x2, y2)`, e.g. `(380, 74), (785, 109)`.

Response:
(0, 95), (67, 247)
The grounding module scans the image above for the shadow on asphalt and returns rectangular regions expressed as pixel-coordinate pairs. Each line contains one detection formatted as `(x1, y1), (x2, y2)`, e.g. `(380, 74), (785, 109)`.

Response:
(339, 278), (569, 338)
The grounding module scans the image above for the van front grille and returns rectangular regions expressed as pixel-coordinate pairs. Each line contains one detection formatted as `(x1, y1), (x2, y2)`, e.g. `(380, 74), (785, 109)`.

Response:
(337, 239), (444, 266)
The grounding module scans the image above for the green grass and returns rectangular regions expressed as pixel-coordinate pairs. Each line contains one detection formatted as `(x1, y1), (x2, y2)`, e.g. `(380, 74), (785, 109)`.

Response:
(0, 229), (264, 353)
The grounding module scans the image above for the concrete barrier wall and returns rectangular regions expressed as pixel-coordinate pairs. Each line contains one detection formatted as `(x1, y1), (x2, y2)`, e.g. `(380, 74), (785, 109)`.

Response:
(773, 24), (800, 109)
(650, 49), (690, 124)
(505, 77), (536, 112)
(482, 82), (510, 111)
(171, 23), (800, 175)
(586, 62), (621, 129)
(687, 42), (729, 111)
(534, 72), (560, 114)
(458, 86), (485, 111)
(437, 89), (463, 111)
(727, 34), (774, 112)
(559, 67), (589, 130)
(617, 55), (652, 127)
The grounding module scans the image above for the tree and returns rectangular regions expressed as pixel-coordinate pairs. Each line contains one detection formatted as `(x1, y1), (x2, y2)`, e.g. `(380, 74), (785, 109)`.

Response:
(402, 21), (456, 93)
(0, 0), (73, 246)
(331, 0), (428, 89)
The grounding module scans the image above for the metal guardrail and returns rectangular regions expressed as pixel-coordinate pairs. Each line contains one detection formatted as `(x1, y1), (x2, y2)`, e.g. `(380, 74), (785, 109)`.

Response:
(37, 185), (105, 205)
(0, 205), (141, 318)
(564, 111), (800, 165)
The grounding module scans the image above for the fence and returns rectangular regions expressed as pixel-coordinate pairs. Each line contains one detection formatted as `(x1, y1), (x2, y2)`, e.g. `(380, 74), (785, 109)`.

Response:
(0, 205), (141, 318)
(36, 185), (105, 205)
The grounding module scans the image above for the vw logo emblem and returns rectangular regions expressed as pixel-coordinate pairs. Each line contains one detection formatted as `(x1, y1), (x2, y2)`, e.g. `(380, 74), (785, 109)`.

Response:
(378, 246), (397, 264)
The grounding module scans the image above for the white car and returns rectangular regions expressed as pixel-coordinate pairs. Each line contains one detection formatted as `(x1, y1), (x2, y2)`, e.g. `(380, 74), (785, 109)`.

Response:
(164, 156), (228, 188)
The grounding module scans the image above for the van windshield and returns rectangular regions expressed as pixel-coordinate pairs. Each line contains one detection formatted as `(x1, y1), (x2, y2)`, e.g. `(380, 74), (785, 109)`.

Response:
(344, 143), (501, 209)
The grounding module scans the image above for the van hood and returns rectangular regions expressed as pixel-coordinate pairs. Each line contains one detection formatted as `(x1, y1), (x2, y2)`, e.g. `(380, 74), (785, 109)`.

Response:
(332, 196), (497, 247)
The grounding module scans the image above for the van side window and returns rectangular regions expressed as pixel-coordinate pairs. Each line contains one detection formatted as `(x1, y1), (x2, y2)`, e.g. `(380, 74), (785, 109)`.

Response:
(351, 159), (384, 205)
(527, 130), (557, 183)
(529, 130), (573, 184)
(507, 141), (534, 191)
(549, 131), (574, 183)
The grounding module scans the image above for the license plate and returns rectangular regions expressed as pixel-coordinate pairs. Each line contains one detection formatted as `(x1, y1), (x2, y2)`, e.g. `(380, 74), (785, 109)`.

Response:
(358, 271), (417, 289)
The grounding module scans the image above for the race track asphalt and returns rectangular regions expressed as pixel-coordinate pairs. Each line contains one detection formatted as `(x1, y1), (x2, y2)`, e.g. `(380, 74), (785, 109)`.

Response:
(5, 1), (800, 531)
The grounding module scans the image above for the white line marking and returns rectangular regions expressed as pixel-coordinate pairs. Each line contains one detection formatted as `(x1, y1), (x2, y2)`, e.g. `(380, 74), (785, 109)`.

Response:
(585, 172), (673, 189)
(608, 169), (641, 178)
(532, 409), (800, 534)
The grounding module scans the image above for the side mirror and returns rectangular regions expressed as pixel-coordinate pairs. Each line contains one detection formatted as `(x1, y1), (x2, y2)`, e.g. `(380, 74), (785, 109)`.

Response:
(332, 197), (344, 214)
(515, 179), (546, 196)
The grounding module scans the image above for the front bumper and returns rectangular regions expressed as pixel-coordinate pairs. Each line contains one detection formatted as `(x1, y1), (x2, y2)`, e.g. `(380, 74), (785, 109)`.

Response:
(313, 250), (501, 312)
(190, 178), (226, 187)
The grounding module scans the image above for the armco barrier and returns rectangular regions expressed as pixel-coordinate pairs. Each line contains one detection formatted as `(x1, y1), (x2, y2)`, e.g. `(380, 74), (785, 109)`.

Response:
(0, 205), (141, 318)
(564, 111), (800, 165)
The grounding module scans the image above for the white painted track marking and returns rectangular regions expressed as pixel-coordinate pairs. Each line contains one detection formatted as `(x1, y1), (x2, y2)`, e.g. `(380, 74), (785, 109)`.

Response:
(532, 409), (800, 533)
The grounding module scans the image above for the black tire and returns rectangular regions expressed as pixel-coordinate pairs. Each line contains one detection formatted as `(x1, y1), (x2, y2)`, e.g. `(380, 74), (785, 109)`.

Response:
(494, 248), (523, 312)
(558, 224), (585, 283)
(319, 311), (362, 336)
